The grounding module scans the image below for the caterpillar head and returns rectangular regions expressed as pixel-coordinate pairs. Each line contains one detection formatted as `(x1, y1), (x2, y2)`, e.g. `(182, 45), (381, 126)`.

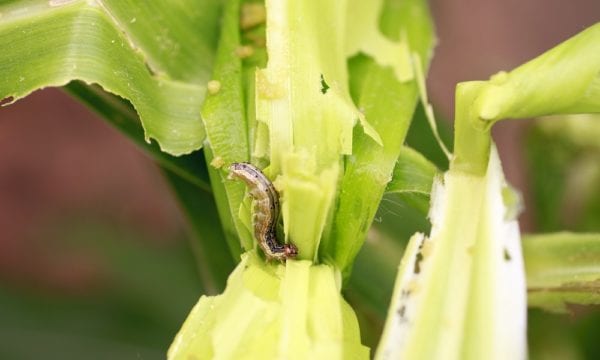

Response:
(284, 243), (298, 259)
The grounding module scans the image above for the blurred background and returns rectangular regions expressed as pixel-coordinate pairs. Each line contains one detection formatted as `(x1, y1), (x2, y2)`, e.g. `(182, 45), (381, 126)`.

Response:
(0, 0), (599, 359)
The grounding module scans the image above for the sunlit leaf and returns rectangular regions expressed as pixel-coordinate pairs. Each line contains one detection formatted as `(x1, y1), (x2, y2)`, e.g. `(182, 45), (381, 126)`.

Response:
(0, 0), (221, 155)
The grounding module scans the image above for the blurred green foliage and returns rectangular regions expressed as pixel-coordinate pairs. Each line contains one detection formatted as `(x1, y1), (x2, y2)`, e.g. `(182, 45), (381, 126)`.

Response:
(525, 115), (600, 359)
(0, 220), (203, 359)
(526, 115), (600, 232)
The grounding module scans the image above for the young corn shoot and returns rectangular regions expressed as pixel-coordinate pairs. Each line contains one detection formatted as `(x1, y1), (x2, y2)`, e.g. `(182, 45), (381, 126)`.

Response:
(169, 0), (435, 358)
(376, 146), (527, 360)
(377, 22), (600, 360)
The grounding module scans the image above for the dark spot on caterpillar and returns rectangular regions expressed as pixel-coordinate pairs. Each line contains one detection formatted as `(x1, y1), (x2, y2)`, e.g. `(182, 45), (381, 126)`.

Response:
(228, 162), (298, 261)
(320, 74), (329, 94)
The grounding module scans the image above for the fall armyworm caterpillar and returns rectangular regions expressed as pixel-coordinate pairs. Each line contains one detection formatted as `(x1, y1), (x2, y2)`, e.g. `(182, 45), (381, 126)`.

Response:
(228, 162), (298, 260)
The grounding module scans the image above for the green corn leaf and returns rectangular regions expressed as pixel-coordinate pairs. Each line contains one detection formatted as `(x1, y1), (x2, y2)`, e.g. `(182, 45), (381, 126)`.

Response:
(168, 251), (369, 360)
(344, 223), (408, 348)
(474, 23), (600, 124)
(324, 0), (436, 274)
(377, 22), (600, 360)
(453, 22), (600, 175)
(386, 145), (439, 197)
(524, 232), (600, 313)
(255, 0), (380, 261)
(65, 81), (233, 293)
(345, 145), (438, 346)
(343, 195), (433, 348)
(376, 147), (528, 360)
(200, 0), (253, 258)
(0, 0), (221, 155)
(199, 0), (435, 266)
(170, 0), (437, 357)
(381, 145), (440, 214)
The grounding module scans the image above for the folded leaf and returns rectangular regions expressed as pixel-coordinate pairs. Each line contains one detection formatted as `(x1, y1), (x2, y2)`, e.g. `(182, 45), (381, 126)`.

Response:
(376, 147), (527, 360)
(201, 0), (253, 258)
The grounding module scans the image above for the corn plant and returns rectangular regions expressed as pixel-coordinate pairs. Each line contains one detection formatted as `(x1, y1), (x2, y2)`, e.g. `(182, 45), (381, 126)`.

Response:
(1, 0), (599, 358)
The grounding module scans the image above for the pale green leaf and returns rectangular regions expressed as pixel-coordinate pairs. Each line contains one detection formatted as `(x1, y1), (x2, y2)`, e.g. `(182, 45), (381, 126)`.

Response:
(453, 22), (600, 175)
(255, 0), (366, 260)
(345, 192), (433, 349)
(475, 23), (600, 123)
(168, 251), (369, 360)
(376, 147), (527, 360)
